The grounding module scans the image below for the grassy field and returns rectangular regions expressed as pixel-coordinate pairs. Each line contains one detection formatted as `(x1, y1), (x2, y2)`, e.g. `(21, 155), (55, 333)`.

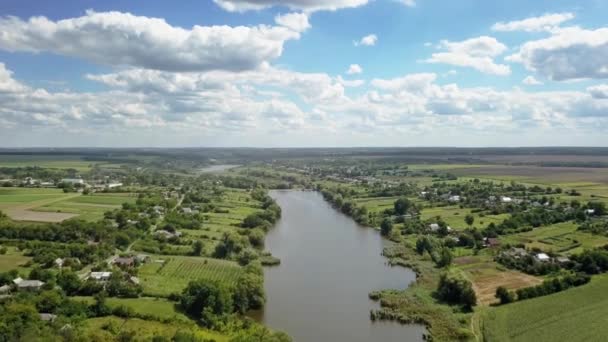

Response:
(83, 316), (228, 341)
(420, 205), (509, 231)
(0, 246), (31, 273)
(481, 274), (608, 342)
(0, 188), (80, 222)
(139, 255), (242, 296)
(32, 193), (136, 221)
(73, 297), (190, 322)
(0, 187), (69, 204)
(500, 221), (608, 255)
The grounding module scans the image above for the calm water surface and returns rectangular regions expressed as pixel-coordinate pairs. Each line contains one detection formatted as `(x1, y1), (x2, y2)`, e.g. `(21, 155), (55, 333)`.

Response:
(253, 190), (425, 342)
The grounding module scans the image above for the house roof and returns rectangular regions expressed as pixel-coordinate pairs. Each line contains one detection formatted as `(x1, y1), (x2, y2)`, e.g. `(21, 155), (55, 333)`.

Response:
(0, 285), (11, 293)
(18, 280), (44, 288)
(536, 253), (550, 260)
(39, 313), (57, 321)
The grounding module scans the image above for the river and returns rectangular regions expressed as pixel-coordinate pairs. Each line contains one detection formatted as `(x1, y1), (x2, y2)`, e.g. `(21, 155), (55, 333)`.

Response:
(253, 190), (425, 342)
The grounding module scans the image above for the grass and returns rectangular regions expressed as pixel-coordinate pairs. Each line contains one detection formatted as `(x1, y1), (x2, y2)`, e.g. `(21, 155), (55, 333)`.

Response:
(83, 316), (228, 341)
(0, 246), (31, 273)
(0, 155), (123, 172)
(32, 194), (136, 221)
(500, 221), (608, 255)
(420, 205), (508, 231)
(73, 297), (190, 322)
(0, 188), (68, 205)
(139, 255), (242, 296)
(481, 274), (608, 342)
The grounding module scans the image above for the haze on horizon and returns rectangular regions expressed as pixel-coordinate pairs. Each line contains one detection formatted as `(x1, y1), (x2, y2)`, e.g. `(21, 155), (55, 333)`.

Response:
(0, 0), (607, 147)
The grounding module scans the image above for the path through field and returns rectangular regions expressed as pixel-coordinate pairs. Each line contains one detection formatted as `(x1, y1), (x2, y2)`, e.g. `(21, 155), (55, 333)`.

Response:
(3, 193), (81, 222)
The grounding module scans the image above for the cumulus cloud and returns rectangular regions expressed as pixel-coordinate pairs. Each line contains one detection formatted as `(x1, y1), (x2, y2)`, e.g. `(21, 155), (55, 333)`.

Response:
(275, 12), (310, 33)
(213, 0), (369, 12)
(522, 76), (543, 85)
(354, 34), (377, 47)
(346, 64), (363, 74)
(0, 10), (300, 72)
(507, 26), (608, 81)
(588, 85), (608, 99)
(0, 63), (27, 93)
(425, 36), (510, 75)
(492, 12), (574, 32)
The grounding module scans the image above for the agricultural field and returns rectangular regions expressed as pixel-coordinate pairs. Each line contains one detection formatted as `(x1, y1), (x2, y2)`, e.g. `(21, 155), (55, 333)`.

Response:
(0, 155), (122, 172)
(0, 246), (31, 273)
(500, 221), (608, 255)
(33, 193), (136, 221)
(0, 188), (80, 222)
(83, 316), (228, 341)
(138, 255), (242, 296)
(455, 254), (543, 305)
(481, 274), (608, 342)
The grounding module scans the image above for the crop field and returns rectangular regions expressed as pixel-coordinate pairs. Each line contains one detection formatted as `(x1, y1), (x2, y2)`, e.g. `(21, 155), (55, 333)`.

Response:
(482, 274), (608, 342)
(0, 246), (31, 273)
(84, 316), (228, 341)
(0, 188), (80, 222)
(500, 221), (608, 255)
(456, 254), (543, 305)
(0, 155), (125, 171)
(139, 256), (242, 296)
(31, 193), (135, 221)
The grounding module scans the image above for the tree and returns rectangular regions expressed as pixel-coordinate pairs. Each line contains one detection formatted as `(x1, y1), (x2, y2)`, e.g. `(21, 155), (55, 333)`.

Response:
(191, 240), (204, 256)
(465, 214), (475, 227)
(393, 198), (411, 216)
(436, 272), (477, 310)
(380, 218), (393, 237)
(57, 270), (82, 295)
(436, 247), (453, 267)
(180, 279), (233, 328)
(495, 286), (514, 304)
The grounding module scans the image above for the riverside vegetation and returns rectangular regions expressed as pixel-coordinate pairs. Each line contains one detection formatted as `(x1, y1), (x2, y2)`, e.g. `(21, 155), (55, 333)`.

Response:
(1, 148), (608, 341)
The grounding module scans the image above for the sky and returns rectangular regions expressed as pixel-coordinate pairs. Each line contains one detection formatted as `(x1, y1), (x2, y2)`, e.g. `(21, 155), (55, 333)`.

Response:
(0, 0), (607, 147)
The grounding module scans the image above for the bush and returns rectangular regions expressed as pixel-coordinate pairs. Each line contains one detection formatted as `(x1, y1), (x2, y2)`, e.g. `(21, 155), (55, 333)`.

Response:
(436, 271), (477, 310)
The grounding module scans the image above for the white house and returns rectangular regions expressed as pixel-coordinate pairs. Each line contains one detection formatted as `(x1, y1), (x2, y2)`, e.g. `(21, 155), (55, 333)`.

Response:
(89, 272), (112, 282)
(536, 253), (550, 262)
(586, 209), (595, 215)
(448, 195), (461, 203)
(54, 258), (64, 268)
(429, 223), (440, 232)
(108, 182), (123, 189)
(501, 196), (513, 203)
(17, 280), (45, 291)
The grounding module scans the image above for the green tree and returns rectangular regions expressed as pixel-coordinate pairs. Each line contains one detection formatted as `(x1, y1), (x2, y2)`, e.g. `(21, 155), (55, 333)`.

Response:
(465, 214), (475, 227)
(57, 270), (82, 295)
(180, 279), (233, 328)
(495, 286), (514, 304)
(393, 197), (411, 216)
(192, 240), (204, 256)
(380, 218), (393, 237)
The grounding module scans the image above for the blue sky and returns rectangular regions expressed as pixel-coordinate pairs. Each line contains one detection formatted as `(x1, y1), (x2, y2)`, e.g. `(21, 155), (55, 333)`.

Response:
(0, 0), (607, 147)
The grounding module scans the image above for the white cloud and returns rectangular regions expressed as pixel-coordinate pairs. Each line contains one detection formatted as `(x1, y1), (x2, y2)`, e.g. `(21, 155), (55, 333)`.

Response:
(507, 26), (608, 81)
(0, 63), (27, 93)
(275, 12), (310, 33)
(396, 0), (416, 7)
(425, 36), (510, 75)
(354, 34), (377, 47)
(371, 73), (437, 92)
(588, 85), (608, 99)
(336, 76), (364, 87)
(213, 0), (369, 12)
(492, 12), (574, 32)
(347, 64), (363, 74)
(0, 10), (301, 72)
(522, 76), (543, 85)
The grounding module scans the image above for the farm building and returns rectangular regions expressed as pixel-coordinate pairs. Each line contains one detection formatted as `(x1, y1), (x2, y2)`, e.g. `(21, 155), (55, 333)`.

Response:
(0, 285), (11, 294)
(39, 313), (57, 322)
(500, 196), (513, 203)
(55, 258), (64, 268)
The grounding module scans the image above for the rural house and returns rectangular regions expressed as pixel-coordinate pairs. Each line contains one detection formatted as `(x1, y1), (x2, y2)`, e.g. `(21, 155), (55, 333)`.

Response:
(114, 257), (135, 268)
(16, 280), (45, 291)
